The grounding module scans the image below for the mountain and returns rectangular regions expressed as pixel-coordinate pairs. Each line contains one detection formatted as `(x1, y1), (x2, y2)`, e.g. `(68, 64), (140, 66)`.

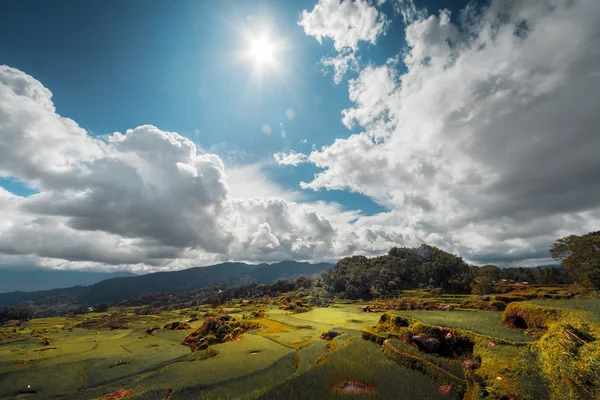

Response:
(0, 261), (333, 309)
(0, 268), (135, 293)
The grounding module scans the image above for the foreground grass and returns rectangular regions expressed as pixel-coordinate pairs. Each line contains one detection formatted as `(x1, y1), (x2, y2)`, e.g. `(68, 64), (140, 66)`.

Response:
(393, 309), (534, 342)
(2, 297), (597, 399)
(259, 332), (457, 400)
(528, 298), (600, 321)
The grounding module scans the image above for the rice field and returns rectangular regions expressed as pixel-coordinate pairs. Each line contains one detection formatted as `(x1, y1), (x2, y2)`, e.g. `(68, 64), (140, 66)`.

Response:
(392, 309), (535, 342)
(1, 298), (596, 399)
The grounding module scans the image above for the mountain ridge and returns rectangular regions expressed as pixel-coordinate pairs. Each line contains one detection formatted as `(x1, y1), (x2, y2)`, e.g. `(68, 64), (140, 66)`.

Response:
(0, 261), (333, 308)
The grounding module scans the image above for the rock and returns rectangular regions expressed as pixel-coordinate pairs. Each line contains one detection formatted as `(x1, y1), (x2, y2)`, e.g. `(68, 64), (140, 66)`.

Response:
(438, 384), (452, 395)
(163, 322), (192, 330)
(439, 305), (454, 311)
(461, 359), (479, 369)
(319, 331), (340, 340)
(146, 327), (161, 335)
(411, 335), (441, 353)
(481, 295), (491, 301)
(486, 341), (496, 348)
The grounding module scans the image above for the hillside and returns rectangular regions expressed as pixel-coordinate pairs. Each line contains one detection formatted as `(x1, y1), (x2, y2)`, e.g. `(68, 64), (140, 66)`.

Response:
(0, 261), (333, 308)
(0, 268), (135, 293)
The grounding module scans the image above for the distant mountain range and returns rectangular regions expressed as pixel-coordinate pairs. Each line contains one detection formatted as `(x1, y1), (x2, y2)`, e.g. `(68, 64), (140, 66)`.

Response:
(0, 261), (333, 308)
(0, 268), (135, 293)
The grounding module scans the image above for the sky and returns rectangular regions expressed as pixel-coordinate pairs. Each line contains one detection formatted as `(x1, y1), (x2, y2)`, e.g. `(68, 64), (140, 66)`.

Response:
(0, 0), (599, 272)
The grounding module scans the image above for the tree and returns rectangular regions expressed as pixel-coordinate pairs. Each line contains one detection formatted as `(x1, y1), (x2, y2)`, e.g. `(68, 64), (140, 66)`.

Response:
(550, 231), (600, 291)
(470, 276), (496, 295)
(210, 295), (221, 309)
(478, 265), (501, 281)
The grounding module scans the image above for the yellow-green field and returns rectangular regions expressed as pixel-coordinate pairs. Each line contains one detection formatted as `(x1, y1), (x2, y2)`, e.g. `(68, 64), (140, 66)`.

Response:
(1, 299), (598, 399)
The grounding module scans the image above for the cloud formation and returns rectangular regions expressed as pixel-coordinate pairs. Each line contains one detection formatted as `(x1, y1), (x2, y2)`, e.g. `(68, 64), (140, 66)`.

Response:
(274, 151), (310, 166)
(299, 0), (388, 83)
(298, 0), (387, 51)
(300, 0), (600, 266)
(0, 66), (402, 271)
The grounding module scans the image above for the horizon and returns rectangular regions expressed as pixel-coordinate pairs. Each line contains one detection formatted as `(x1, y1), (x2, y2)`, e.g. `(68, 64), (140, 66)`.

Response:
(1, 0), (599, 274)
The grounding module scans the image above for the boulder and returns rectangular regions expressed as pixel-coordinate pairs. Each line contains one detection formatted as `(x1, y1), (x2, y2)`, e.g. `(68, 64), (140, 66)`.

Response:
(461, 359), (479, 370)
(481, 295), (491, 301)
(163, 322), (192, 330)
(146, 327), (161, 335)
(319, 331), (340, 341)
(439, 305), (454, 311)
(412, 335), (441, 353)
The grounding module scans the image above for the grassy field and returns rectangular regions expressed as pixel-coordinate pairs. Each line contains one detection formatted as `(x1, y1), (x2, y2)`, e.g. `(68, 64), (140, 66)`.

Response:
(1, 296), (598, 399)
(528, 298), (600, 321)
(392, 309), (535, 342)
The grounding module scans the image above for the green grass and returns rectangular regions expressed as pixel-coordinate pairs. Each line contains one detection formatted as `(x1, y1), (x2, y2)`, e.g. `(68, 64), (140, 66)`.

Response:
(393, 309), (535, 342)
(258, 332), (459, 400)
(4, 299), (597, 399)
(528, 298), (600, 321)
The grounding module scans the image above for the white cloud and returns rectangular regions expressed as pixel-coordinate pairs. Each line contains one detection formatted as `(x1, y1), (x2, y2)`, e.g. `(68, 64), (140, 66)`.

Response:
(0, 65), (407, 270)
(301, 0), (600, 265)
(299, 0), (388, 51)
(322, 51), (360, 85)
(274, 151), (310, 166)
(2, 0), (599, 271)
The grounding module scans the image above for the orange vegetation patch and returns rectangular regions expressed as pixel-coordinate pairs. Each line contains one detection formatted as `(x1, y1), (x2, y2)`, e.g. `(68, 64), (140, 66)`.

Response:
(96, 389), (134, 400)
(181, 315), (257, 352)
(333, 380), (376, 394)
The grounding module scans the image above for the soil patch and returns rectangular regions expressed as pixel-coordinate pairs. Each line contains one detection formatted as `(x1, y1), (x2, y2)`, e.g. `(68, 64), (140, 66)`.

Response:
(95, 389), (134, 400)
(333, 380), (376, 394)
(14, 390), (37, 399)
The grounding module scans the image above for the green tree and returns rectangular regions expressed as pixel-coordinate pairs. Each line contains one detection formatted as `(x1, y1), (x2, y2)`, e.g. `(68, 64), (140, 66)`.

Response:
(478, 265), (501, 281)
(550, 231), (600, 291)
(470, 276), (495, 295)
(210, 295), (220, 309)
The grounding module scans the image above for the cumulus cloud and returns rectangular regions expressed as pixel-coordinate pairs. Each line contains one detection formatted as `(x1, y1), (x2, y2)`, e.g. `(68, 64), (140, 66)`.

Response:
(299, 0), (388, 83)
(0, 65), (404, 270)
(302, 0), (600, 266)
(322, 51), (360, 85)
(274, 151), (310, 166)
(299, 0), (388, 51)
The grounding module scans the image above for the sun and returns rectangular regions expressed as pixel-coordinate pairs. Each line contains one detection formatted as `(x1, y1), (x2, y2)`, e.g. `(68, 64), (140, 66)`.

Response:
(249, 36), (275, 64)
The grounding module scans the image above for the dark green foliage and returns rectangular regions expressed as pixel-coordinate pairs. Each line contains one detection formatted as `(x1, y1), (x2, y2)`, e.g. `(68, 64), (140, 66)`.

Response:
(0, 306), (34, 322)
(322, 244), (478, 298)
(470, 276), (496, 295)
(551, 231), (600, 291)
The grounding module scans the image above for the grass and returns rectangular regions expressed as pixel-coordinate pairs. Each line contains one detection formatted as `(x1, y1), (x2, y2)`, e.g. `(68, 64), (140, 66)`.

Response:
(528, 298), (600, 322)
(258, 332), (459, 400)
(393, 309), (535, 342)
(2, 298), (598, 399)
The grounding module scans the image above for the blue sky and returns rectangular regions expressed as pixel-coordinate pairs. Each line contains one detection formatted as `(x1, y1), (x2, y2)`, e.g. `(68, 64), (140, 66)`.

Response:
(2, 0), (597, 271)
(0, 0), (467, 213)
